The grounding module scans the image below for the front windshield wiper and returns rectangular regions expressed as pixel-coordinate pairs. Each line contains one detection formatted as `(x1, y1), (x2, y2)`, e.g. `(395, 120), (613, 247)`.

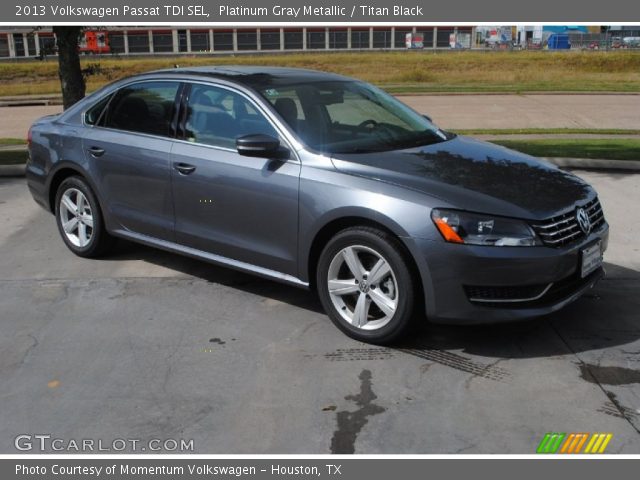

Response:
(384, 132), (443, 151)
(332, 147), (387, 154)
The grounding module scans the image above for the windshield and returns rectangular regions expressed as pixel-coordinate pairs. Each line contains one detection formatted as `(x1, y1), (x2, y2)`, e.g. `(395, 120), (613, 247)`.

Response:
(259, 80), (449, 154)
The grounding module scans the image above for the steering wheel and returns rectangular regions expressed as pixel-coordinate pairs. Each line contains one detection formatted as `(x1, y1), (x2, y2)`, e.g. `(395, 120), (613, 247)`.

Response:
(358, 119), (378, 129)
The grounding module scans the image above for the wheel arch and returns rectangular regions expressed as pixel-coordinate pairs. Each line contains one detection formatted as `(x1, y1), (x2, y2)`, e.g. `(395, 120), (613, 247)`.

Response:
(47, 163), (98, 214)
(304, 213), (426, 316)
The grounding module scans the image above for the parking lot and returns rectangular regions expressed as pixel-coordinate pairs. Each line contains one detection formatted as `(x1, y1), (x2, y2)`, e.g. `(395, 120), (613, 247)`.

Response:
(0, 167), (639, 454)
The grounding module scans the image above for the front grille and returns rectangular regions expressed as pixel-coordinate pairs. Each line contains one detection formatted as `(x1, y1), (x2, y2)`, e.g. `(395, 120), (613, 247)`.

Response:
(530, 197), (605, 247)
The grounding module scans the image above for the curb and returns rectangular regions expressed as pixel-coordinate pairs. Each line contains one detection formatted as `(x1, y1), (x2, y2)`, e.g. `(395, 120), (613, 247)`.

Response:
(0, 95), (63, 107)
(543, 157), (640, 171)
(0, 164), (26, 177)
(0, 145), (27, 152)
(0, 100), (60, 107)
(394, 92), (640, 97)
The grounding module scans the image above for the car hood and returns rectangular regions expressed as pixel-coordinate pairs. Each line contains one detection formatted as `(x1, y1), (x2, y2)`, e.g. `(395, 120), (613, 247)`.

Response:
(330, 135), (594, 220)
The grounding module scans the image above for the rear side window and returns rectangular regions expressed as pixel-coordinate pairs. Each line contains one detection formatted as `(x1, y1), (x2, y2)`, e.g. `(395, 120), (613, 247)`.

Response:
(84, 94), (111, 126)
(104, 82), (180, 137)
(183, 83), (278, 149)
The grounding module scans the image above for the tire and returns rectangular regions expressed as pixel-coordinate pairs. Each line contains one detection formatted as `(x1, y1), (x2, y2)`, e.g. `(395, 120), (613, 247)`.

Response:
(316, 226), (416, 344)
(54, 175), (114, 258)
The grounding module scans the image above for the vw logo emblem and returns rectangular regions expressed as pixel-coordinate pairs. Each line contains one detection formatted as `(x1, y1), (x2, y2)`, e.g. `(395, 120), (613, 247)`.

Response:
(576, 207), (591, 234)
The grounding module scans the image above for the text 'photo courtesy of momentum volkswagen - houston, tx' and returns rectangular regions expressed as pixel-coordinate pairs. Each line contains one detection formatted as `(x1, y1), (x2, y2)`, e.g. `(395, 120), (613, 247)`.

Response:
(26, 66), (608, 344)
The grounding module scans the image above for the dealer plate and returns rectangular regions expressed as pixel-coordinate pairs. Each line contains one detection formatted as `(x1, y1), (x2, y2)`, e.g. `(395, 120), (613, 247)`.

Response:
(581, 240), (602, 278)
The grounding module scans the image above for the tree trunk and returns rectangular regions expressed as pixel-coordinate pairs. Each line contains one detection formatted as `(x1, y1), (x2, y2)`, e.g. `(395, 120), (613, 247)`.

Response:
(53, 26), (85, 110)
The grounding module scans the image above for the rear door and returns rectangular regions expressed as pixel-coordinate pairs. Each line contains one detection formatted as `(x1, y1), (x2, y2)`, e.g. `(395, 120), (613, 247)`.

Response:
(82, 80), (181, 240)
(170, 82), (301, 276)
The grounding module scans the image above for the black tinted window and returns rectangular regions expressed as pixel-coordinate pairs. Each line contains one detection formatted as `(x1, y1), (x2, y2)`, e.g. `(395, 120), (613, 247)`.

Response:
(184, 84), (277, 149)
(105, 82), (180, 137)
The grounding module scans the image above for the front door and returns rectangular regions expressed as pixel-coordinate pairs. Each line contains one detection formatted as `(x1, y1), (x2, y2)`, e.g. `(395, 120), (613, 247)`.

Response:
(170, 83), (300, 276)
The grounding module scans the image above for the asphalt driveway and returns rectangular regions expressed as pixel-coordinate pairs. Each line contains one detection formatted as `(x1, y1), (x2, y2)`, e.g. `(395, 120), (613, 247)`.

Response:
(0, 170), (639, 454)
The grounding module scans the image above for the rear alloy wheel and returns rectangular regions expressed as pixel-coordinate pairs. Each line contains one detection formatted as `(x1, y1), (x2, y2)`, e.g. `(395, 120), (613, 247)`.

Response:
(317, 227), (415, 344)
(59, 188), (94, 248)
(55, 176), (113, 258)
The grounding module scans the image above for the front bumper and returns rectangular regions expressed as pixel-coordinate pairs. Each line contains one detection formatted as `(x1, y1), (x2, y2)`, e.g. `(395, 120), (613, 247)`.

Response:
(407, 223), (609, 324)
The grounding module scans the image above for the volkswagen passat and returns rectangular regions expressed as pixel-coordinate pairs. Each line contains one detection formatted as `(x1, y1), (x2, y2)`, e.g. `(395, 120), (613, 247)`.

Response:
(26, 67), (608, 344)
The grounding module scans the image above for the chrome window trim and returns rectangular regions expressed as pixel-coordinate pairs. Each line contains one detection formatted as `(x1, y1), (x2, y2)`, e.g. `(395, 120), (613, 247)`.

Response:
(178, 79), (301, 161)
(80, 76), (301, 163)
(81, 78), (183, 132)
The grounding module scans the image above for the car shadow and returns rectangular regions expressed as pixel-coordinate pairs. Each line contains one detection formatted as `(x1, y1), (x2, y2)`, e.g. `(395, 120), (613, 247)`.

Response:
(104, 240), (640, 360)
(104, 238), (325, 314)
(400, 262), (640, 360)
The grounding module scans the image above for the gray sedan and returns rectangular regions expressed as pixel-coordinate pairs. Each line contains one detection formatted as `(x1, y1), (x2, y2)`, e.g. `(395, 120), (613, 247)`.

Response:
(26, 66), (608, 343)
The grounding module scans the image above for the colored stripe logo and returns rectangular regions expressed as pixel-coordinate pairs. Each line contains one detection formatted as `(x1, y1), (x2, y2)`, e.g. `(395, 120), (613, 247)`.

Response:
(537, 433), (612, 454)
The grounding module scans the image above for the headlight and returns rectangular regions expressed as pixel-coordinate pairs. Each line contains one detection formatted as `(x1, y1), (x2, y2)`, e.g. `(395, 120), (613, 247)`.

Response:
(431, 209), (541, 246)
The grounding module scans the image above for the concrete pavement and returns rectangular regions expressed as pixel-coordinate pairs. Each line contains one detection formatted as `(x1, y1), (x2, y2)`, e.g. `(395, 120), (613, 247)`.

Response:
(0, 105), (61, 139)
(403, 94), (640, 130)
(2, 94), (640, 139)
(0, 171), (639, 454)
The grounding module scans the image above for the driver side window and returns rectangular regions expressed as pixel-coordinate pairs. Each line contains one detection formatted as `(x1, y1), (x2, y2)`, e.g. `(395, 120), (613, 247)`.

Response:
(184, 84), (278, 149)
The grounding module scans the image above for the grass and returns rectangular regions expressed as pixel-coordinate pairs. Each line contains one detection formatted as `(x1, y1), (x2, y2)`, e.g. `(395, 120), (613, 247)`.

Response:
(453, 128), (640, 136)
(0, 138), (26, 146)
(491, 139), (640, 160)
(1, 50), (640, 96)
(0, 149), (27, 165)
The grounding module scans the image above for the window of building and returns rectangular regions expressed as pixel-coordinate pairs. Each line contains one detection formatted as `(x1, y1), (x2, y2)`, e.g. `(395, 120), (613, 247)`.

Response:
(260, 31), (280, 50)
(394, 29), (412, 48)
(108, 33), (125, 53)
(328, 30), (348, 49)
(190, 31), (210, 52)
(284, 31), (303, 50)
(307, 31), (326, 49)
(127, 33), (150, 53)
(237, 31), (257, 50)
(351, 29), (370, 49)
(372, 30), (391, 48)
(152, 33), (173, 53)
(213, 32), (233, 51)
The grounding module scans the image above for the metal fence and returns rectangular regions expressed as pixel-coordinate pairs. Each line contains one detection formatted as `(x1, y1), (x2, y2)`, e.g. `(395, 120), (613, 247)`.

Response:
(2, 28), (640, 58)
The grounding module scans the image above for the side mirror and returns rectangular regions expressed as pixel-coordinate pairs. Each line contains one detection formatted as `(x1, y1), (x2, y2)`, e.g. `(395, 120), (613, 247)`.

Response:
(422, 114), (433, 123)
(236, 134), (287, 159)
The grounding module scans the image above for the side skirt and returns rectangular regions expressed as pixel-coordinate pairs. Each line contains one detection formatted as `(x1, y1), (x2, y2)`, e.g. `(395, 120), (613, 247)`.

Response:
(112, 229), (310, 289)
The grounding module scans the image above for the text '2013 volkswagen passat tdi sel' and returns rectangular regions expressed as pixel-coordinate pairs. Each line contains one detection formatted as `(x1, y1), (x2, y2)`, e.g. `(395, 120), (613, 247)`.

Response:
(26, 66), (608, 344)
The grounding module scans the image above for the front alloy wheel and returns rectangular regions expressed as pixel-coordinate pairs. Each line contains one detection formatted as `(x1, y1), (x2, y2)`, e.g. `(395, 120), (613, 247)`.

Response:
(327, 245), (398, 330)
(317, 227), (416, 344)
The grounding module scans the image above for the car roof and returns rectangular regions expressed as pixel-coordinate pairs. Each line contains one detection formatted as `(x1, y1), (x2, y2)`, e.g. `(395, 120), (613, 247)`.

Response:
(149, 65), (352, 89)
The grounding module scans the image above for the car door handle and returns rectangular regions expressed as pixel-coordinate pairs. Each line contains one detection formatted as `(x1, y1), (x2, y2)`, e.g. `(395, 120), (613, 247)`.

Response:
(87, 147), (105, 157)
(174, 163), (196, 175)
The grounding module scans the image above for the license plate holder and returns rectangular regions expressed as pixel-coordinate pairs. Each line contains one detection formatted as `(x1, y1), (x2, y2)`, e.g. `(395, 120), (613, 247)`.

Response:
(581, 240), (602, 278)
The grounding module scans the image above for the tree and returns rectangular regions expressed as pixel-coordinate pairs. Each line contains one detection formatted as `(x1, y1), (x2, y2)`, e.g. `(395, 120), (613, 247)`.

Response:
(52, 26), (85, 110)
